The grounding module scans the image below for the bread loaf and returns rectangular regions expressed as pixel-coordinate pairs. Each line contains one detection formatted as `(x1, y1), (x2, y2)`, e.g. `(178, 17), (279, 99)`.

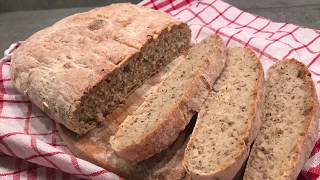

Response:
(183, 48), (264, 180)
(244, 59), (319, 180)
(11, 3), (191, 134)
(110, 35), (226, 162)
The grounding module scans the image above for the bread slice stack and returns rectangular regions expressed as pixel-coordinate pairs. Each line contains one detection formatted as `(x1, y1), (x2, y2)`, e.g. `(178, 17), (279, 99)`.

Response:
(110, 35), (226, 162)
(57, 40), (318, 180)
(58, 34), (227, 179)
(244, 59), (319, 180)
(183, 48), (264, 179)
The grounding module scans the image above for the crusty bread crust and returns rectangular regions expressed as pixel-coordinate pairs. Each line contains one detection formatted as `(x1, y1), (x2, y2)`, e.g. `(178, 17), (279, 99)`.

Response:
(11, 3), (190, 134)
(183, 48), (264, 180)
(110, 35), (227, 162)
(244, 59), (319, 180)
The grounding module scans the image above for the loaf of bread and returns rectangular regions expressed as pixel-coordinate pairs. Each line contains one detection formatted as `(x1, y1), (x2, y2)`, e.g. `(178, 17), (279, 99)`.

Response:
(183, 48), (264, 180)
(11, 3), (191, 134)
(244, 59), (319, 180)
(110, 35), (226, 162)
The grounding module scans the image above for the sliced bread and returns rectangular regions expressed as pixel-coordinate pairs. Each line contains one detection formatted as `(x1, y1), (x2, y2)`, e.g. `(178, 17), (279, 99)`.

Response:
(183, 48), (264, 180)
(244, 59), (319, 180)
(57, 55), (191, 179)
(11, 3), (191, 134)
(110, 35), (227, 162)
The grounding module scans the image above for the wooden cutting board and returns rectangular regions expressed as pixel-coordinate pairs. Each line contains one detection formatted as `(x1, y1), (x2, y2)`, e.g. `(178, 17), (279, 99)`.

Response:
(57, 57), (191, 179)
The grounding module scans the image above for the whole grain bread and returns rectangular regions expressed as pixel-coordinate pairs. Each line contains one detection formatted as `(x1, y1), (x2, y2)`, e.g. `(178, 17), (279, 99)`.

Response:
(244, 59), (319, 180)
(183, 48), (264, 180)
(110, 35), (226, 162)
(57, 55), (191, 179)
(11, 3), (191, 134)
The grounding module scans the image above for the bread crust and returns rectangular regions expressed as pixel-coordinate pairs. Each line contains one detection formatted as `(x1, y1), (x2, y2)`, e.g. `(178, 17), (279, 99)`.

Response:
(110, 35), (227, 162)
(243, 59), (319, 180)
(183, 48), (264, 180)
(10, 3), (189, 134)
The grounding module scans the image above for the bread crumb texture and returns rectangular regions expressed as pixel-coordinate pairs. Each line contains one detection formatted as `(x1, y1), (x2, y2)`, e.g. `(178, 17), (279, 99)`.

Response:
(244, 59), (319, 180)
(184, 47), (263, 179)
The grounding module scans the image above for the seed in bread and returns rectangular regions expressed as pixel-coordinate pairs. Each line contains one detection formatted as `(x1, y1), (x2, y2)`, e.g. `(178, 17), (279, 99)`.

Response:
(244, 59), (319, 180)
(10, 3), (191, 134)
(183, 48), (264, 180)
(110, 35), (226, 162)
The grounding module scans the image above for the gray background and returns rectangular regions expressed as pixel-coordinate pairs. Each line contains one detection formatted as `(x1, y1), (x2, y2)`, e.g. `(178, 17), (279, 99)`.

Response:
(0, 0), (320, 53)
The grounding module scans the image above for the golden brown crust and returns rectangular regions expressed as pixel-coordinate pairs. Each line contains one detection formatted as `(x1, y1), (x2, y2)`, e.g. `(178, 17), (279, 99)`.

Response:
(11, 3), (188, 134)
(183, 48), (264, 180)
(246, 49), (265, 145)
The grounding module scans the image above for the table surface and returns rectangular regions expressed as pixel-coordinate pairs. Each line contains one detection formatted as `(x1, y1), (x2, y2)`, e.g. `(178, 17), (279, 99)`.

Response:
(1, 0), (320, 53)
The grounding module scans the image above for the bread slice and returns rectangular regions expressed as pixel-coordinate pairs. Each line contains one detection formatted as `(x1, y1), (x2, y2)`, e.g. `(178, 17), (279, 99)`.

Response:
(183, 48), (264, 180)
(11, 3), (191, 134)
(110, 35), (226, 162)
(244, 59), (319, 180)
(58, 118), (190, 179)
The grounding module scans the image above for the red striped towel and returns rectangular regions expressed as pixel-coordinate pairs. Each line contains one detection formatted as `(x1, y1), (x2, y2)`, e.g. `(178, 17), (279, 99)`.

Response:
(1, 0), (320, 179)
